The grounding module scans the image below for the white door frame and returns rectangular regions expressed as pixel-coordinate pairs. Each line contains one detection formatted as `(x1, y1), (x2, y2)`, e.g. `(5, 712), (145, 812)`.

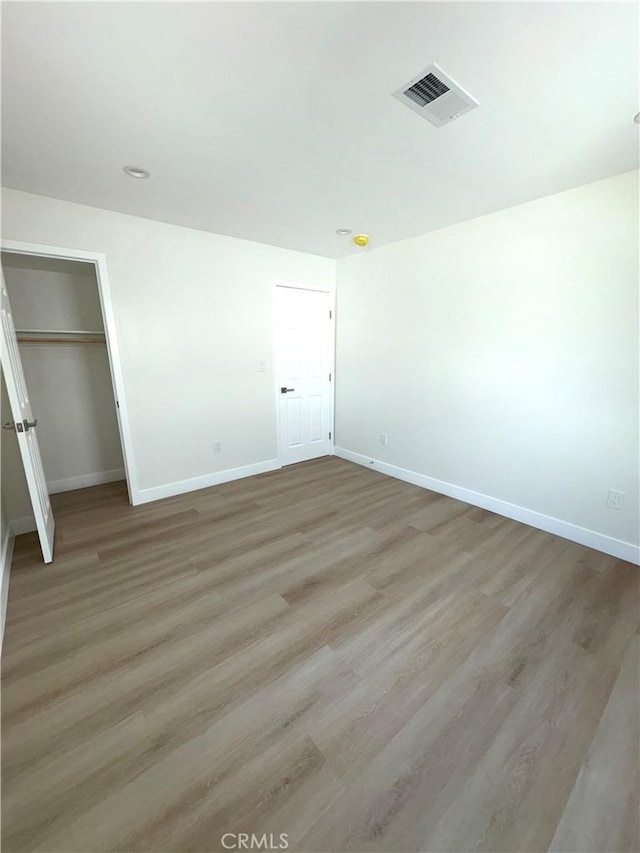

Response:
(272, 281), (335, 467)
(1, 239), (138, 503)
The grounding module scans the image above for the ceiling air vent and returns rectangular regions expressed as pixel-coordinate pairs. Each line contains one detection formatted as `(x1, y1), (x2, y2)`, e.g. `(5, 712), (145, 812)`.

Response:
(393, 63), (479, 127)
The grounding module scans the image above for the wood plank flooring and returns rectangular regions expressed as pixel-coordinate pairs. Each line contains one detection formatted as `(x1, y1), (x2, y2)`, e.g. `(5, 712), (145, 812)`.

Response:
(1, 456), (638, 853)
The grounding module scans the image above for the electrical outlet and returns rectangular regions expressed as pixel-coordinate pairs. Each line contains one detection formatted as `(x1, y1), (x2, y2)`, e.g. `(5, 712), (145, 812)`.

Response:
(379, 433), (388, 446)
(213, 441), (222, 455)
(607, 489), (624, 510)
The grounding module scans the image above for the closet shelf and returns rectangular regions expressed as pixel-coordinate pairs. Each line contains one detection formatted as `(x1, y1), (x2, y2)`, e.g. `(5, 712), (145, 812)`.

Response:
(15, 329), (106, 345)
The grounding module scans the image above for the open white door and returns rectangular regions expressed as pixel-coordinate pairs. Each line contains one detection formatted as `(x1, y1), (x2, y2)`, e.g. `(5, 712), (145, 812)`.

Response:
(275, 286), (333, 466)
(1, 277), (55, 563)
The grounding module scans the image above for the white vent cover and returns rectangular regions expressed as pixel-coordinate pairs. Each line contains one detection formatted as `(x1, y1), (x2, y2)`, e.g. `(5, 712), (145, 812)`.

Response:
(393, 63), (479, 127)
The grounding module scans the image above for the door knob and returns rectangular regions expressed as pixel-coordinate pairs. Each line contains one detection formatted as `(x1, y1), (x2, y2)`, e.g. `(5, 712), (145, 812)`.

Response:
(280, 387), (295, 394)
(2, 421), (15, 431)
(23, 418), (37, 431)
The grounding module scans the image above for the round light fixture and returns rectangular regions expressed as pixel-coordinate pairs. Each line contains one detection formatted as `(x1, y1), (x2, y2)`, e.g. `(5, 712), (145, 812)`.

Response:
(353, 234), (370, 248)
(336, 228), (352, 236)
(634, 112), (640, 124)
(123, 165), (150, 179)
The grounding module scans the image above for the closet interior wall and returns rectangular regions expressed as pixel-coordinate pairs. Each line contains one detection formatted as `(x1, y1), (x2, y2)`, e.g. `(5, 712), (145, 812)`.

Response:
(1, 253), (124, 531)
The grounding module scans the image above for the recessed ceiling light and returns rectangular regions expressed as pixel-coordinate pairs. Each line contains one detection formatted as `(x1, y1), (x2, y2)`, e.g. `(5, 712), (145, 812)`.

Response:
(336, 228), (352, 236)
(634, 112), (640, 124)
(123, 165), (150, 179)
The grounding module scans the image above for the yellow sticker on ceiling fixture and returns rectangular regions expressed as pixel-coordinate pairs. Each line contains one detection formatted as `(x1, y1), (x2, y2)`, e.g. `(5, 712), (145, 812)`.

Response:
(353, 234), (369, 247)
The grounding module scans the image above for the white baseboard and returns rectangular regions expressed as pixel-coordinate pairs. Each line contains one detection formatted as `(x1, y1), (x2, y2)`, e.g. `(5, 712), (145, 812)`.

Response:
(334, 446), (640, 565)
(134, 459), (281, 505)
(47, 468), (125, 494)
(1, 523), (16, 652)
(10, 516), (37, 535)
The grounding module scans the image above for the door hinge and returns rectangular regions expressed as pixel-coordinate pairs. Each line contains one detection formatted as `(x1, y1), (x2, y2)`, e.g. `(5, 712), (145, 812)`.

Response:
(329, 373), (332, 381)
(329, 431), (332, 440)
(329, 310), (332, 319)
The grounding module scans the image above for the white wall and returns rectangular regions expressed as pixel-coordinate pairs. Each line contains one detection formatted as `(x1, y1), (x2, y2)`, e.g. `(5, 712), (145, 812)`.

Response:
(3, 176), (636, 561)
(1, 189), (335, 501)
(3, 258), (101, 330)
(1, 263), (124, 515)
(335, 171), (639, 556)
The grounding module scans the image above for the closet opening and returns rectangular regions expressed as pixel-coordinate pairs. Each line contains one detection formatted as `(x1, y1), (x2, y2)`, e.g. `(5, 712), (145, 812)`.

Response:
(1, 248), (134, 539)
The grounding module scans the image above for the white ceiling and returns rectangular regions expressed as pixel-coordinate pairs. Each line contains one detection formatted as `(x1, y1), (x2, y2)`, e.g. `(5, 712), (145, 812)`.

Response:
(2, 2), (638, 259)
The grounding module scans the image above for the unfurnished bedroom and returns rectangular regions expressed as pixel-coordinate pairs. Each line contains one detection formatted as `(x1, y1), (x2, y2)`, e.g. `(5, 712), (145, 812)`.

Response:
(0, 3), (638, 852)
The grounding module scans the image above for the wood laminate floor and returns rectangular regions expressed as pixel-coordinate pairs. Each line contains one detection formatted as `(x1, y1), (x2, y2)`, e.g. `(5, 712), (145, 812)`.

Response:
(1, 457), (638, 853)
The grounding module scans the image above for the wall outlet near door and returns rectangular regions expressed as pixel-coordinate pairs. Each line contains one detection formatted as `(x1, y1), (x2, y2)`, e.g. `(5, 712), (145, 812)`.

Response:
(379, 433), (388, 446)
(213, 441), (222, 455)
(606, 489), (624, 510)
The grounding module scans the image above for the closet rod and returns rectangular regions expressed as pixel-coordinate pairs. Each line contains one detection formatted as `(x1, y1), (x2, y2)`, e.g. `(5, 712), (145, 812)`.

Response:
(17, 337), (106, 345)
(14, 328), (105, 336)
(15, 329), (107, 345)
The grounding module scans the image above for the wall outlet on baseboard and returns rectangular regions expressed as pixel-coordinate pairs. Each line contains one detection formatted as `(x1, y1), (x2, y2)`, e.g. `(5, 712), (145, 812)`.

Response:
(379, 433), (388, 446)
(213, 441), (222, 455)
(606, 489), (624, 510)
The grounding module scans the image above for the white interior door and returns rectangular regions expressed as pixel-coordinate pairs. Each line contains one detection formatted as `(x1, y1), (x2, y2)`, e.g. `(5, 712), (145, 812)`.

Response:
(1, 277), (55, 562)
(275, 286), (333, 466)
